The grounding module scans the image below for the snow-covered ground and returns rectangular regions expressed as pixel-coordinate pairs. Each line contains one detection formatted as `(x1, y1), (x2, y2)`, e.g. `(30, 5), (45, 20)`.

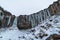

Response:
(0, 15), (60, 40)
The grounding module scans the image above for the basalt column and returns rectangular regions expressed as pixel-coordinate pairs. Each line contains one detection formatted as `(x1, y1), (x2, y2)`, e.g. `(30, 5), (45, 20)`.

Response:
(8, 15), (16, 27)
(17, 15), (32, 30)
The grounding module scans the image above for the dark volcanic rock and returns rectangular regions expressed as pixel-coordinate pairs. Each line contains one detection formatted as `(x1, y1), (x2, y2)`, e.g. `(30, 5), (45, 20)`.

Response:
(0, 20), (2, 27)
(0, 0), (60, 30)
(17, 15), (32, 30)
(46, 34), (60, 40)
(3, 10), (12, 16)
(48, 0), (60, 15)
(17, 8), (51, 30)
(0, 6), (16, 28)
(2, 16), (9, 27)
(8, 15), (16, 27)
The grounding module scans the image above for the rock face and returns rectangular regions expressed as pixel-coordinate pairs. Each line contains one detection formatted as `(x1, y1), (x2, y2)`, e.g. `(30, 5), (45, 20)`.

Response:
(8, 15), (16, 27)
(17, 15), (32, 29)
(0, 7), (16, 28)
(46, 34), (60, 40)
(2, 16), (9, 27)
(48, 0), (60, 15)
(17, 9), (51, 29)
(17, 0), (60, 30)
(3, 10), (12, 16)
(0, 0), (60, 30)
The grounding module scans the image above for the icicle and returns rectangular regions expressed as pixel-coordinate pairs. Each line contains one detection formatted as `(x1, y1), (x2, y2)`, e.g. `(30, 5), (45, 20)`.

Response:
(35, 13), (38, 26)
(40, 11), (43, 22)
(44, 9), (48, 19)
(29, 15), (33, 27)
(46, 9), (51, 17)
(43, 10), (46, 20)
(32, 14), (35, 27)
(42, 10), (46, 20)
(39, 12), (41, 23)
(31, 15), (34, 27)
(37, 13), (40, 24)
(7, 16), (11, 25)
(13, 17), (17, 26)
(33, 16), (35, 27)
(29, 15), (31, 22)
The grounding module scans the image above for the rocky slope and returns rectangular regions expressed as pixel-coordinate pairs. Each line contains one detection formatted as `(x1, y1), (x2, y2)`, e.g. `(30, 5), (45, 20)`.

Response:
(0, 14), (60, 40)
(0, 0), (60, 30)
(0, 0), (60, 40)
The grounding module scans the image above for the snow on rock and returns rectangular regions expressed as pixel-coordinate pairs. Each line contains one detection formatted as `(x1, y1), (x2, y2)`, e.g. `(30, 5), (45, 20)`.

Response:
(0, 15), (60, 40)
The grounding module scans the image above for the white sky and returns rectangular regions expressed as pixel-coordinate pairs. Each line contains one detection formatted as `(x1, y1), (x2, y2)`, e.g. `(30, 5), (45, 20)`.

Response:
(0, 0), (57, 16)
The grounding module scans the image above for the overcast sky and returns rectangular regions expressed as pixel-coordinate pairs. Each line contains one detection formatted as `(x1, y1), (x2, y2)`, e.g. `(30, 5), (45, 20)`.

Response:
(0, 0), (57, 16)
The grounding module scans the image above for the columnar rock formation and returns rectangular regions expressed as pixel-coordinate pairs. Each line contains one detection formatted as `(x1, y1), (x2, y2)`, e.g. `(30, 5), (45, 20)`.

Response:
(0, 0), (60, 30)
(48, 0), (60, 15)
(0, 7), (16, 28)
(17, 9), (51, 29)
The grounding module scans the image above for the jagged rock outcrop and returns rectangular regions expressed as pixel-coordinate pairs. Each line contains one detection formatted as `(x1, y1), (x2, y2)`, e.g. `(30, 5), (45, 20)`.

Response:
(0, 7), (16, 28)
(48, 0), (60, 15)
(2, 16), (9, 27)
(3, 10), (12, 16)
(46, 34), (60, 40)
(17, 15), (32, 29)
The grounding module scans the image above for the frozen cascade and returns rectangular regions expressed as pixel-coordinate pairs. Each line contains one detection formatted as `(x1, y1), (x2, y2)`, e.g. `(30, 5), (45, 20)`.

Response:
(17, 8), (51, 28)
(7, 16), (11, 25)
(31, 14), (35, 27)
(46, 9), (51, 17)
(29, 9), (51, 27)
(13, 17), (17, 26)
(37, 13), (40, 24)
(0, 0), (60, 40)
(43, 10), (46, 20)
(40, 11), (43, 22)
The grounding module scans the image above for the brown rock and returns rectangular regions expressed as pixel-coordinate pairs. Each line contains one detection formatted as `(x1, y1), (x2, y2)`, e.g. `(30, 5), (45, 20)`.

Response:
(2, 16), (9, 27)
(48, 0), (60, 15)
(3, 10), (12, 16)
(8, 15), (15, 27)
(17, 15), (32, 30)
(46, 34), (60, 40)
